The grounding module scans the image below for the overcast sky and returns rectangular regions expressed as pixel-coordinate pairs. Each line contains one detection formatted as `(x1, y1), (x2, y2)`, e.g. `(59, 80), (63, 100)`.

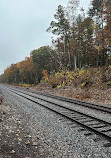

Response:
(0, 0), (91, 74)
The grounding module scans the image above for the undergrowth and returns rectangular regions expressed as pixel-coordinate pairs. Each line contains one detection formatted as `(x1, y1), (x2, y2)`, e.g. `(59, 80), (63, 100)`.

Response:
(42, 66), (111, 89)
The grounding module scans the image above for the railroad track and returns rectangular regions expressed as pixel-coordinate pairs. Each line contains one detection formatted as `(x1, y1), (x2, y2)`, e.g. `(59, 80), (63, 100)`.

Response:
(29, 90), (111, 114)
(7, 85), (111, 114)
(4, 86), (111, 142)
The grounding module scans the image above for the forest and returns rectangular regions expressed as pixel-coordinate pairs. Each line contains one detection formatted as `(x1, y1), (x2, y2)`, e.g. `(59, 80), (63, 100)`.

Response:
(0, 0), (111, 88)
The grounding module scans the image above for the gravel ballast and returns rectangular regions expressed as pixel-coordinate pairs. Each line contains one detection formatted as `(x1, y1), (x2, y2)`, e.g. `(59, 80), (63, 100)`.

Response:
(0, 85), (111, 157)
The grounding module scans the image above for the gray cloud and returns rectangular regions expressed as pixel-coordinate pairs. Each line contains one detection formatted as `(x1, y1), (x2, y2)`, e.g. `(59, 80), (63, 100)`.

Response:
(0, 0), (90, 74)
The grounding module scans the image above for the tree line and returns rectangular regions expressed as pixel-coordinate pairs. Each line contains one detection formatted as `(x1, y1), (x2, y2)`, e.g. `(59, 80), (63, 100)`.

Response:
(0, 0), (111, 84)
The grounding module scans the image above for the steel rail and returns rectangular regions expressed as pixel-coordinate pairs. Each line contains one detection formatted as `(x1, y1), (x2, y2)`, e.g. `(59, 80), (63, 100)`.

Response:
(7, 85), (111, 113)
(6, 85), (111, 113)
(33, 91), (111, 114)
(5, 86), (111, 142)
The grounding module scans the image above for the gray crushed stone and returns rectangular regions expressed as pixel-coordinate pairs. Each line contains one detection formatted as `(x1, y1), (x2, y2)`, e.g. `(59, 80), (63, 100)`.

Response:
(1, 85), (111, 157)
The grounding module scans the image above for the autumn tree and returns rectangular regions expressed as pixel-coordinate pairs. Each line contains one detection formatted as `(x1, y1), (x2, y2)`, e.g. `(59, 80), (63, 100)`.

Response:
(3, 64), (20, 84)
(66, 0), (80, 69)
(18, 57), (40, 84)
(104, 0), (111, 50)
(75, 17), (94, 67)
(31, 46), (57, 73)
(88, 0), (109, 66)
(47, 5), (71, 70)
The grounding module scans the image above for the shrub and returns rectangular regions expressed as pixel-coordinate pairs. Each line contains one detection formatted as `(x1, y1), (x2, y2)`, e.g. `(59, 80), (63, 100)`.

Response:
(48, 71), (66, 88)
(19, 83), (31, 87)
(42, 70), (49, 82)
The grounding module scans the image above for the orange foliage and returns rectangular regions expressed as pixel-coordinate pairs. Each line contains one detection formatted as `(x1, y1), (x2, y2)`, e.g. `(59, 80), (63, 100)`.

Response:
(42, 70), (49, 80)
